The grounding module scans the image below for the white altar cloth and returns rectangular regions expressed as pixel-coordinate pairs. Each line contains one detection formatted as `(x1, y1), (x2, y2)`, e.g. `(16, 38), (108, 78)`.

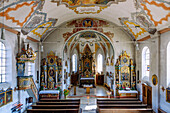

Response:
(119, 90), (138, 94)
(39, 90), (59, 94)
(80, 78), (94, 80)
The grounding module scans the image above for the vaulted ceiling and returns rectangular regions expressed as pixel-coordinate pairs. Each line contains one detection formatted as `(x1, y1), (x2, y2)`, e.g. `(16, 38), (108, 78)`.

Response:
(0, 0), (169, 42)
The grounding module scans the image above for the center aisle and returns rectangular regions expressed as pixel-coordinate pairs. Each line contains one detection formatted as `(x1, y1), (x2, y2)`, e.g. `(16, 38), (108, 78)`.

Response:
(67, 86), (109, 113)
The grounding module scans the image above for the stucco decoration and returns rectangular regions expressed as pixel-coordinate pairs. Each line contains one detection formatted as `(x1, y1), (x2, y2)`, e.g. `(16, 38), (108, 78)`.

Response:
(51, 0), (126, 14)
(0, 1), (40, 27)
(29, 18), (58, 41)
(119, 17), (147, 40)
(21, 11), (46, 35)
(136, 0), (170, 26)
(131, 12), (157, 35)
(63, 18), (114, 41)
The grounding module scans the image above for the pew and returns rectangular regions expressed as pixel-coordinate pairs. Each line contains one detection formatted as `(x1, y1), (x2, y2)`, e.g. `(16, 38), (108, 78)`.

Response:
(98, 104), (147, 109)
(27, 99), (81, 113)
(36, 101), (80, 105)
(39, 98), (80, 102)
(98, 108), (153, 113)
(97, 98), (153, 113)
(97, 101), (142, 104)
(31, 105), (80, 109)
(27, 109), (79, 113)
(97, 98), (139, 101)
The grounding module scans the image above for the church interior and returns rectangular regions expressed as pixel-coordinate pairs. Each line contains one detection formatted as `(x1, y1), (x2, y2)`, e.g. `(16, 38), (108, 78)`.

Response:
(0, 0), (169, 113)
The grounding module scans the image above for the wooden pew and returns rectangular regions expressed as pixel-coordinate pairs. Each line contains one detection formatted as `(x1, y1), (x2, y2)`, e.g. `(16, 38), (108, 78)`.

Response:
(97, 98), (139, 101)
(97, 101), (142, 104)
(39, 99), (80, 102)
(31, 105), (80, 109)
(97, 98), (153, 113)
(98, 104), (147, 109)
(27, 109), (79, 113)
(98, 108), (153, 113)
(36, 101), (80, 105)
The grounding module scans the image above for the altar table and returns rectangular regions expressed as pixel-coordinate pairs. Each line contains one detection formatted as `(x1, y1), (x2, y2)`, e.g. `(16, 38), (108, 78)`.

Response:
(80, 77), (95, 87)
(39, 90), (60, 100)
(118, 90), (138, 98)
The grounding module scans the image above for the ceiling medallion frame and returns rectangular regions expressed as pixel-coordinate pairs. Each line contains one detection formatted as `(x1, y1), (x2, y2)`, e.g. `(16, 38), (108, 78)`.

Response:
(51, 0), (127, 14)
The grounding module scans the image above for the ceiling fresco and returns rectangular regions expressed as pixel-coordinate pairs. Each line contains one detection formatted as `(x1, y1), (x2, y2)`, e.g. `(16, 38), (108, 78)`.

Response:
(0, 0), (169, 42)
(139, 0), (170, 26)
(0, 1), (38, 27)
(63, 18), (114, 42)
(119, 17), (147, 40)
(51, 0), (126, 14)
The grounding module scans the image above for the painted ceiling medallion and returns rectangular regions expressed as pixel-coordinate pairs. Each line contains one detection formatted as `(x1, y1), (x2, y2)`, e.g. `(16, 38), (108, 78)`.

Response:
(70, 6), (107, 14)
(51, 0), (126, 14)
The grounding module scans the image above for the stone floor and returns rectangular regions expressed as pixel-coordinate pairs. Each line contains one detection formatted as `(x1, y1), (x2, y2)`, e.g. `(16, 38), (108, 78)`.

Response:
(68, 86), (108, 113)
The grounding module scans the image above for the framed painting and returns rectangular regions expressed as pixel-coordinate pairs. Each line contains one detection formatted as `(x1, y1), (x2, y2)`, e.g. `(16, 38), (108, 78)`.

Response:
(0, 90), (6, 107)
(6, 88), (13, 104)
(152, 74), (158, 86)
(166, 88), (170, 103)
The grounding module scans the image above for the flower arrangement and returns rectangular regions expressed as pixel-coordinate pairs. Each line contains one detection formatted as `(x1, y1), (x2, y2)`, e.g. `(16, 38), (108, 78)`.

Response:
(64, 89), (69, 98)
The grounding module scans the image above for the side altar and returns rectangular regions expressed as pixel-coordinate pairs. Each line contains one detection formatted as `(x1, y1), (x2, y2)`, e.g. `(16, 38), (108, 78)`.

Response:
(115, 51), (137, 97)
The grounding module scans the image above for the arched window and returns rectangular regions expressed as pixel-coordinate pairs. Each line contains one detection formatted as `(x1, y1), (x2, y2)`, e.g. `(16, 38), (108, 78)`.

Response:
(72, 54), (77, 72)
(28, 62), (35, 76)
(167, 42), (170, 86)
(142, 46), (150, 80)
(0, 42), (6, 83)
(97, 54), (103, 73)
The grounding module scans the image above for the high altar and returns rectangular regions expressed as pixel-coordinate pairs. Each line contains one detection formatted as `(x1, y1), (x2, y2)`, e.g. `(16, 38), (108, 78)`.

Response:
(79, 45), (95, 87)
(115, 51), (137, 97)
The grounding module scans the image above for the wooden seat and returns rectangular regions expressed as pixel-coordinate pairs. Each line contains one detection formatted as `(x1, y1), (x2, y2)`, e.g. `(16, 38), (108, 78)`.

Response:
(27, 109), (79, 113)
(97, 98), (152, 113)
(31, 105), (80, 109)
(98, 108), (153, 113)
(39, 99), (80, 102)
(97, 98), (139, 101)
(98, 104), (147, 109)
(36, 101), (80, 105)
(28, 99), (81, 113)
(97, 101), (142, 104)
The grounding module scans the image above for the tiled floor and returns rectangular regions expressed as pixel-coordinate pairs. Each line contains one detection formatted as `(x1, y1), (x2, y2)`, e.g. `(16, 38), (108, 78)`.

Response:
(68, 86), (108, 113)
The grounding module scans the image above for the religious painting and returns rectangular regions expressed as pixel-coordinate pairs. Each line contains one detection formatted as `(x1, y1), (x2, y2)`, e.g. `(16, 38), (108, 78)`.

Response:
(80, 31), (96, 39)
(0, 90), (5, 107)
(6, 88), (12, 104)
(85, 59), (90, 69)
(152, 74), (158, 86)
(16, 63), (25, 76)
(17, 76), (32, 90)
(61, 0), (124, 7)
(83, 19), (93, 28)
(121, 65), (130, 81)
(48, 68), (55, 78)
(166, 88), (170, 103)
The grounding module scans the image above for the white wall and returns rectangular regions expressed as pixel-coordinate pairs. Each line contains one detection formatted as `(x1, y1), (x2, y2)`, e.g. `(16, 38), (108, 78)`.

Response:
(0, 30), (39, 112)
(136, 31), (170, 113)
(159, 31), (170, 112)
